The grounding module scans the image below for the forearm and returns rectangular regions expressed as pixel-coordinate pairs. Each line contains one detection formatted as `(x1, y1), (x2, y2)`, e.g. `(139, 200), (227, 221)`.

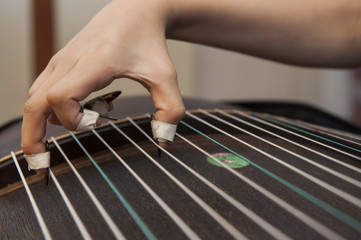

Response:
(166, 0), (361, 67)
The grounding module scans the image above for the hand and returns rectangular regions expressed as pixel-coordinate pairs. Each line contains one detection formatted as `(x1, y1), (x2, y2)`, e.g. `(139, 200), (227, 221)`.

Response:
(21, 0), (185, 169)
(22, 0), (361, 173)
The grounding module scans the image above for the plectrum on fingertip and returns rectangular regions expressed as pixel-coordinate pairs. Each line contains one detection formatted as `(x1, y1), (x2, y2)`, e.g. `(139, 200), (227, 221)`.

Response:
(83, 91), (121, 121)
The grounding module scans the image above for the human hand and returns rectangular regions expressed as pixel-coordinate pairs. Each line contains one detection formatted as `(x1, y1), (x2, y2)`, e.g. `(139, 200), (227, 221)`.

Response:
(21, 0), (185, 173)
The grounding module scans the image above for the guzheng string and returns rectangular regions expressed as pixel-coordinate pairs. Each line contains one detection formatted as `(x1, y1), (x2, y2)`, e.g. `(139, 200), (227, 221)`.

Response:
(51, 137), (126, 240)
(181, 112), (361, 234)
(175, 120), (343, 239)
(199, 110), (361, 203)
(11, 152), (52, 240)
(218, 109), (361, 186)
(234, 110), (361, 174)
(69, 131), (157, 240)
(129, 116), (290, 240)
(262, 114), (361, 154)
(48, 168), (92, 240)
(91, 128), (201, 240)
(5, 109), (361, 239)
(282, 119), (361, 147)
(254, 113), (361, 159)
(109, 121), (247, 240)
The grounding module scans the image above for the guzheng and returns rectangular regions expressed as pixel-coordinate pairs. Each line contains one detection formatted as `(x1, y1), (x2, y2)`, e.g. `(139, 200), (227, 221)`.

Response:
(0, 97), (360, 240)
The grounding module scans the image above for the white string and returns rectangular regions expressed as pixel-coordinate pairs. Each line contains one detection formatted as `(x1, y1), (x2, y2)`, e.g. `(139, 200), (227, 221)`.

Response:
(48, 169), (92, 240)
(189, 111), (361, 209)
(129, 117), (291, 240)
(247, 112), (361, 161)
(11, 152), (52, 240)
(110, 121), (247, 240)
(272, 115), (361, 155)
(234, 110), (361, 174)
(282, 118), (361, 147)
(215, 110), (361, 188)
(51, 137), (126, 240)
(91, 129), (200, 240)
(169, 126), (344, 240)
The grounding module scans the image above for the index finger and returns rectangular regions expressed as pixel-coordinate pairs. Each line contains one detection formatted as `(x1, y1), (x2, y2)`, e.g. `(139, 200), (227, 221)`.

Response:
(21, 96), (49, 155)
(21, 56), (78, 155)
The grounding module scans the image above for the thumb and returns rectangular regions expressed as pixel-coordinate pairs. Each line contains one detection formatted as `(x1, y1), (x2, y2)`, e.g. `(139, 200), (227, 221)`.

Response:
(150, 71), (185, 125)
(135, 64), (185, 143)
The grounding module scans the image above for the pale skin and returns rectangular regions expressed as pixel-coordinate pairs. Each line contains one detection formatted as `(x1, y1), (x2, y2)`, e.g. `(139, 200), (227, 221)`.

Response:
(22, 0), (361, 173)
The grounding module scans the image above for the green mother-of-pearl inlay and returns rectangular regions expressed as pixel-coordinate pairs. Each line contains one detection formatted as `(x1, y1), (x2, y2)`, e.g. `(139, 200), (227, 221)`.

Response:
(207, 152), (249, 168)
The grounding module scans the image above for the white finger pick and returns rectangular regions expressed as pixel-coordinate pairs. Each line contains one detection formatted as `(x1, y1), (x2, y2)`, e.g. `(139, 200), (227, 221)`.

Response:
(151, 120), (177, 143)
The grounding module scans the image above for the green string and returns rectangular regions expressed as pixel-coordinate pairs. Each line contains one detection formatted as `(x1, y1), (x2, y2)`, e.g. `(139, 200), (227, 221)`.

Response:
(255, 113), (361, 153)
(180, 121), (361, 233)
(70, 132), (157, 240)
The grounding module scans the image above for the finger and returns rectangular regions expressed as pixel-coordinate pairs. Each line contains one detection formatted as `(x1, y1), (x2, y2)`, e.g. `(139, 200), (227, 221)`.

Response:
(28, 66), (54, 97)
(148, 69), (185, 124)
(29, 51), (76, 97)
(22, 56), (78, 169)
(47, 58), (113, 131)
(48, 112), (61, 125)
(48, 101), (112, 126)
(150, 76), (184, 148)
(22, 70), (78, 172)
(22, 93), (51, 155)
(143, 65), (185, 147)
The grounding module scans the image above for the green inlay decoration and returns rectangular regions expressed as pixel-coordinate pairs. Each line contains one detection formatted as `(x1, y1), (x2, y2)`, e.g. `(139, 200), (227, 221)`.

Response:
(207, 152), (249, 168)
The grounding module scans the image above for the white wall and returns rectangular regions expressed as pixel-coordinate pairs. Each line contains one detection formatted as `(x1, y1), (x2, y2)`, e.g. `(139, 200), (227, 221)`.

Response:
(321, 70), (352, 118)
(0, 0), (32, 125)
(193, 45), (353, 119)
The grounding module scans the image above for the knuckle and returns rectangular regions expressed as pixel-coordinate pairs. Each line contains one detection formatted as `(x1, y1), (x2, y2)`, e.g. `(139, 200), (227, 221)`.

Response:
(46, 88), (66, 106)
(48, 51), (62, 67)
(28, 89), (34, 98)
(169, 105), (186, 122)
(23, 98), (36, 116)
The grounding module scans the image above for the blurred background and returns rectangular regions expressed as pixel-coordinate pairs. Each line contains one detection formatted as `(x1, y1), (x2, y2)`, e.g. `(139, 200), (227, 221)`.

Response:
(0, 0), (359, 127)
